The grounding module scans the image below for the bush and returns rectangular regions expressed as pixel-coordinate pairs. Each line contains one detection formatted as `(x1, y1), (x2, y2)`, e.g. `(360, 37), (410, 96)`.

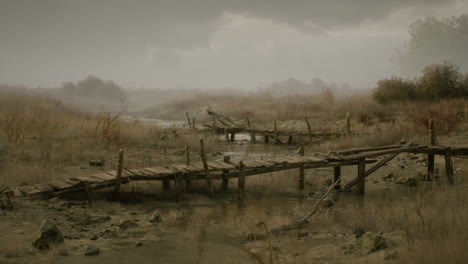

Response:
(61, 75), (126, 101)
(373, 77), (417, 104)
(418, 62), (465, 100)
(373, 62), (468, 103)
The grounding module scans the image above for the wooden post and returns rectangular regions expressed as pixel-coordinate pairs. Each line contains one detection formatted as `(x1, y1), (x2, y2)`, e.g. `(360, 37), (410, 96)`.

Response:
(192, 117), (196, 132)
(114, 149), (124, 198)
(264, 134), (269, 144)
(357, 158), (366, 195)
(162, 180), (170, 192)
(445, 147), (454, 184)
(247, 117), (256, 144)
(334, 167), (342, 190)
(346, 112), (351, 136)
(426, 119), (435, 181)
(200, 138), (213, 198)
(224, 128), (229, 142)
(185, 145), (191, 189)
(186, 112), (192, 131)
(305, 118), (313, 144)
(298, 147), (305, 190)
(274, 121), (278, 145)
(222, 156), (230, 191)
(288, 135), (293, 144)
(230, 132), (235, 142)
(175, 172), (185, 201)
(212, 117), (216, 136)
(238, 161), (245, 200)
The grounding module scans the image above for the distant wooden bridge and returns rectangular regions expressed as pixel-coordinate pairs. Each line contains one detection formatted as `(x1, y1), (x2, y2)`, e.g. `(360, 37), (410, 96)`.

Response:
(9, 138), (468, 200)
(192, 109), (359, 144)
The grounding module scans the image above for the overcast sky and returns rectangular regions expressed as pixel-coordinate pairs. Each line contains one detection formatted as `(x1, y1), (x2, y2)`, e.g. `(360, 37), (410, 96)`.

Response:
(1, 0), (467, 89)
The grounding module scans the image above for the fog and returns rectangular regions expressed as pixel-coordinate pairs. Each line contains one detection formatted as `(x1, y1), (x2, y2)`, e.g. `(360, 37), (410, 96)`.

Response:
(1, 0), (467, 89)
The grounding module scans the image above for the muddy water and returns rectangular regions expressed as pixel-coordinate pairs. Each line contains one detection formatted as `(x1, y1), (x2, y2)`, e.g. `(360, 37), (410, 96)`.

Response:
(53, 118), (426, 263)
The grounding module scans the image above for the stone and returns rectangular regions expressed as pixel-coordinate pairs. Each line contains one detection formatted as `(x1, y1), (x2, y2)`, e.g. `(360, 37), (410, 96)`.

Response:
(321, 197), (335, 208)
(84, 246), (100, 256)
(89, 160), (104, 167)
(361, 232), (387, 254)
(395, 176), (417, 187)
(149, 211), (163, 223)
(381, 173), (394, 182)
(32, 219), (64, 250)
(354, 227), (365, 238)
(118, 219), (138, 230)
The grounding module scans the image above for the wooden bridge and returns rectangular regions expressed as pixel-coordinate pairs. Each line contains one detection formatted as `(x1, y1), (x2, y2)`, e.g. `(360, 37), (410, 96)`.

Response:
(189, 109), (358, 144)
(9, 138), (468, 200)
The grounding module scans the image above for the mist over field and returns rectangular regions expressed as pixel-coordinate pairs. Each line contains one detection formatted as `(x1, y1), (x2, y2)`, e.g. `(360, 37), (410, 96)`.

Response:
(2, 2), (468, 264)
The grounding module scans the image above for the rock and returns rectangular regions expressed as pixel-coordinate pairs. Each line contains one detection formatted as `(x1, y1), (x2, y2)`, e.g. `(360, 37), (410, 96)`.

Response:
(136, 241), (143, 247)
(149, 211), (163, 223)
(321, 197), (335, 208)
(118, 219), (138, 230)
(354, 227), (365, 238)
(381, 173), (395, 182)
(32, 219), (64, 250)
(89, 160), (104, 167)
(0, 197), (14, 211)
(361, 232), (387, 254)
(395, 176), (417, 187)
(84, 246), (100, 256)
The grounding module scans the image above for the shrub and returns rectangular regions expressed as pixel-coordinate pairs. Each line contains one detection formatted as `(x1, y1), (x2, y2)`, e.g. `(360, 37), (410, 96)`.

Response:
(418, 62), (465, 100)
(373, 77), (417, 104)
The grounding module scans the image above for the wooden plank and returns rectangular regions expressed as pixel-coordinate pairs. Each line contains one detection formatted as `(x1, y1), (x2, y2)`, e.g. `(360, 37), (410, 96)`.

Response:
(334, 144), (404, 155)
(47, 181), (75, 190)
(90, 173), (116, 181)
(184, 162), (205, 173)
(242, 160), (275, 169)
(33, 183), (55, 193)
(207, 161), (237, 170)
(107, 170), (132, 178)
(292, 156), (328, 164)
(339, 145), (426, 160)
(71, 176), (104, 184)
(143, 167), (175, 176)
(18, 186), (42, 196)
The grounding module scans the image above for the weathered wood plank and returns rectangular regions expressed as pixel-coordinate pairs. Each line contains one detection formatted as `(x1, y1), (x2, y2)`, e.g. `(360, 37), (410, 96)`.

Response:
(207, 161), (237, 170)
(143, 167), (175, 176)
(33, 183), (55, 193)
(48, 181), (75, 190)
(242, 160), (276, 169)
(18, 186), (42, 196)
(90, 173), (116, 181)
(71, 176), (104, 184)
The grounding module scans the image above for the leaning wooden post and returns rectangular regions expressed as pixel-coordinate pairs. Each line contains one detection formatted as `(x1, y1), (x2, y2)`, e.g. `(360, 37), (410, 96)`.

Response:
(357, 158), (366, 195)
(444, 147), (454, 184)
(305, 118), (313, 144)
(192, 118), (196, 132)
(186, 112), (192, 131)
(114, 149), (124, 198)
(247, 117), (256, 144)
(224, 128), (229, 142)
(238, 161), (246, 200)
(298, 147), (305, 190)
(200, 138), (213, 198)
(334, 167), (342, 190)
(345, 112), (351, 136)
(212, 117), (216, 136)
(273, 121), (278, 145)
(185, 145), (191, 189)
(426, 119), (435, 181)
(222, 156), (230, 191)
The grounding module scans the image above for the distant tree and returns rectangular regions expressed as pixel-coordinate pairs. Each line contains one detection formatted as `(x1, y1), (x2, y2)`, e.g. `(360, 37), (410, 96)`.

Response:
(372, 77), (417, 104)
(417, 62), (465, 100)
(393, 15), (468, 76)
(61, 75), (126, 101)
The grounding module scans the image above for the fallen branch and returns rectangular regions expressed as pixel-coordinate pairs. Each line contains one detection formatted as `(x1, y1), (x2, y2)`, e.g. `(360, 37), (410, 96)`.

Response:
(247, 179), (340, 240)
